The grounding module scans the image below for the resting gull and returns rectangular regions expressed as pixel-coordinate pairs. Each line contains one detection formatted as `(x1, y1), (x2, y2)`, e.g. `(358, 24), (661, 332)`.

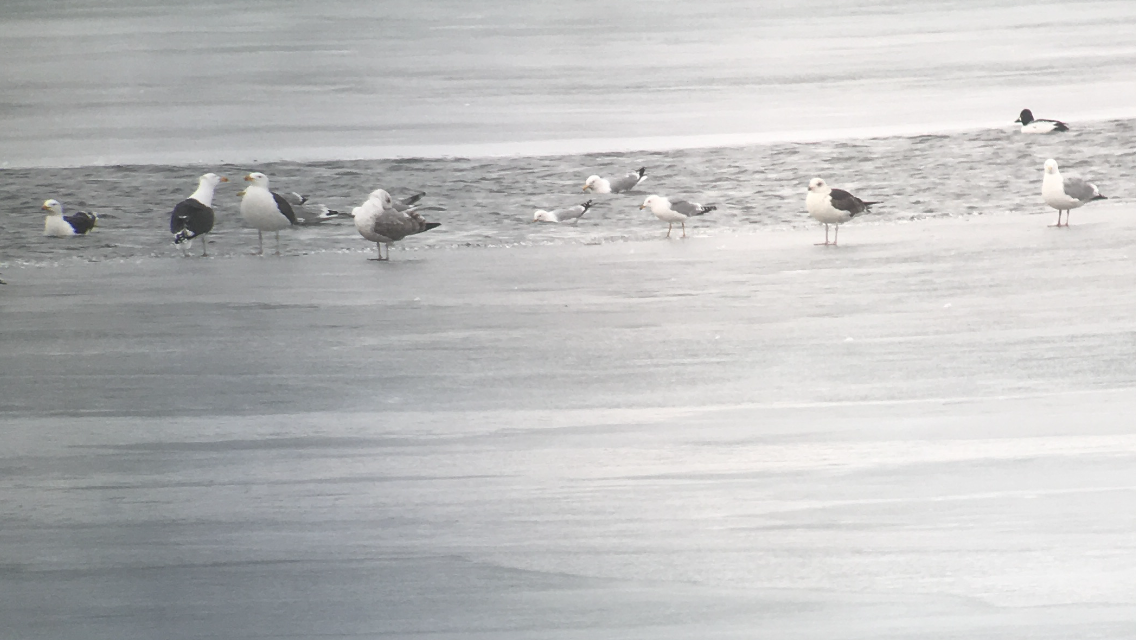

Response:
(1015, 109), (1068, 134)
(40, 200), (98, 237)
(583, 167), (646, 194)
(238, 172), (299, 255)
(805, 178), (878, 246)
(639, 195), (715, 238)
(1042, 158), (1106, 227)
(170, 173), (228, 256)
(352, 189), (440, 261)
(533, 200), (593, 224)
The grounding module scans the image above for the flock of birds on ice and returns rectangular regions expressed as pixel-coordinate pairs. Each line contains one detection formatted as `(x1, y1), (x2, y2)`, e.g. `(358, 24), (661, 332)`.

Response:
(13, 109), (1111, 280)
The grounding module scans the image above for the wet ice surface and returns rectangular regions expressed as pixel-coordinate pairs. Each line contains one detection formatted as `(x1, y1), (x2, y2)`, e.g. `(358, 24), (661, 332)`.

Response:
(2, 119), (1135, 263)
(4, 211), (1136, 638)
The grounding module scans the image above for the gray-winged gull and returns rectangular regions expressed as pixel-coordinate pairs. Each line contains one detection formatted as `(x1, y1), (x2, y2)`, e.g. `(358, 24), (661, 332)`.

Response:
(170, 173), (228, 256)
(238, 172), (299, 255)
(40, 200), (98, 237)
(1042, 159), (1106, 227)
(1015, 109), (1068, 134)
(352, 189), (440, 261)
(639, 195), (715, 238)
(533, 200), (593, 224)
(805, 178), (879, 246)
(583, 167), (646, 194)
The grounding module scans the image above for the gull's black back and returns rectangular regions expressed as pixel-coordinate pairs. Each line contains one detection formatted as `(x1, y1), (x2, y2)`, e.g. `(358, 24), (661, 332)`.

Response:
(170, 198), (215, 236)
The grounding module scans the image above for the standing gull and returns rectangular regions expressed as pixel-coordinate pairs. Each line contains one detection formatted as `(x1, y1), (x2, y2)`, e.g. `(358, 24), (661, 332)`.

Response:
(238, 172), (298, 255)
(1015, 109), (1068, 134)
(170, 173), (228, 256)
(583, 167), (646, 194)
(1042, 159), (1106, 227)
(805, 178), (878, 246)
(639, 195), (715, 238)
(533, 200), (593, 224)
(40, 200), (98, 237)
(352, 189), (440, 261)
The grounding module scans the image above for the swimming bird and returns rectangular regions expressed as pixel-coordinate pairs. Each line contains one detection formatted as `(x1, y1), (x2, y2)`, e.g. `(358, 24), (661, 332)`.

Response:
(352, 189), (440, 261)
(533, 200), (593, 224)
(639, 195), (715, 238)
(389, 191), (426, 212)
(282, 192), (309, 207)
(1042, 159), (1106, 227)
(583, 167), (647, 194)
(805, 178), (878, 246)
(314, 191), (426, 221)
(1015, 109), (1068, 134)
(40, 200), (98, 237)
(170, 173), (228, 256)
(238, 172), (298, 255)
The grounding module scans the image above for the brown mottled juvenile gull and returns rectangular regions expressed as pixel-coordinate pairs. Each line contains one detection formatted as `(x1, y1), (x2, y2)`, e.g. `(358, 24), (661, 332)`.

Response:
(352, 189), (440, 261)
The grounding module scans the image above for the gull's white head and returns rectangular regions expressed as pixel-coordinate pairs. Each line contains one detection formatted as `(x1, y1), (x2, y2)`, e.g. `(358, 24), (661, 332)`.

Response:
(244, 172), (269, 188)
(807, 178), (829, 193)
(1044, 159), (1059, 174)
(368, 189), (395, 209)
(41, 199), (63, 215)
(533, 209), (556, 223)
(200, 173), (229, 187)
(583, 175), (602, 192)
(639, 195), (665, 212)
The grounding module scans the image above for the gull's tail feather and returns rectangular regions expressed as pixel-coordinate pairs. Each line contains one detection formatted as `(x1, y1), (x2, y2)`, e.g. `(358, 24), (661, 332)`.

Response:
(1092, 194), (1107, 201)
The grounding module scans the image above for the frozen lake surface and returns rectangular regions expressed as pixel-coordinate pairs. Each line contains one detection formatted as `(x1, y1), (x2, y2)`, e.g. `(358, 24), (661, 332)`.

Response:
(2, 0), (1136, 166)
(4, 212), (1136, 638)
(4, 1), (1136, 637)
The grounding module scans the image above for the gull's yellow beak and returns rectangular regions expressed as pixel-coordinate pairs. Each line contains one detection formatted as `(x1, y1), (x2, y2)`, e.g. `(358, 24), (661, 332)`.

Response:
(639, 204), (646, 210)
(236, 190), (246, 196)
(41, 204), (50, 211)
(582, 185), (590, 192)
(220, 176), (229, 183)
(244, 174), (253, 182)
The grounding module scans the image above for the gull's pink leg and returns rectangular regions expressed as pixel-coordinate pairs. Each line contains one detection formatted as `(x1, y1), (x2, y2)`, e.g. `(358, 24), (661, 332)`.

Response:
(815, 224), (830, 245)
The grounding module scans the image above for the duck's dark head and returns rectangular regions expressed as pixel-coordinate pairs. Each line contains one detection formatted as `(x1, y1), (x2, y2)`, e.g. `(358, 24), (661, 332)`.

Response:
(1016, 109), (1034, 125)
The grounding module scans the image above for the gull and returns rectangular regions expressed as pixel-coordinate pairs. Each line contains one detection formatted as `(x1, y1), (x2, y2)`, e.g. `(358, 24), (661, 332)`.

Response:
(533, 200), (593, 224)
(805, 178), (879, 246)
(352, 189), (440, 261)
(170, 173), (228, 256)
(583, 167), (646, 193)
(1015, 109), (1068, 134)
(1042, 159), (1106, 227)
(40, 200), (98, 237)
(238, 172), (299, 255)
(639, 195), (715, 238)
